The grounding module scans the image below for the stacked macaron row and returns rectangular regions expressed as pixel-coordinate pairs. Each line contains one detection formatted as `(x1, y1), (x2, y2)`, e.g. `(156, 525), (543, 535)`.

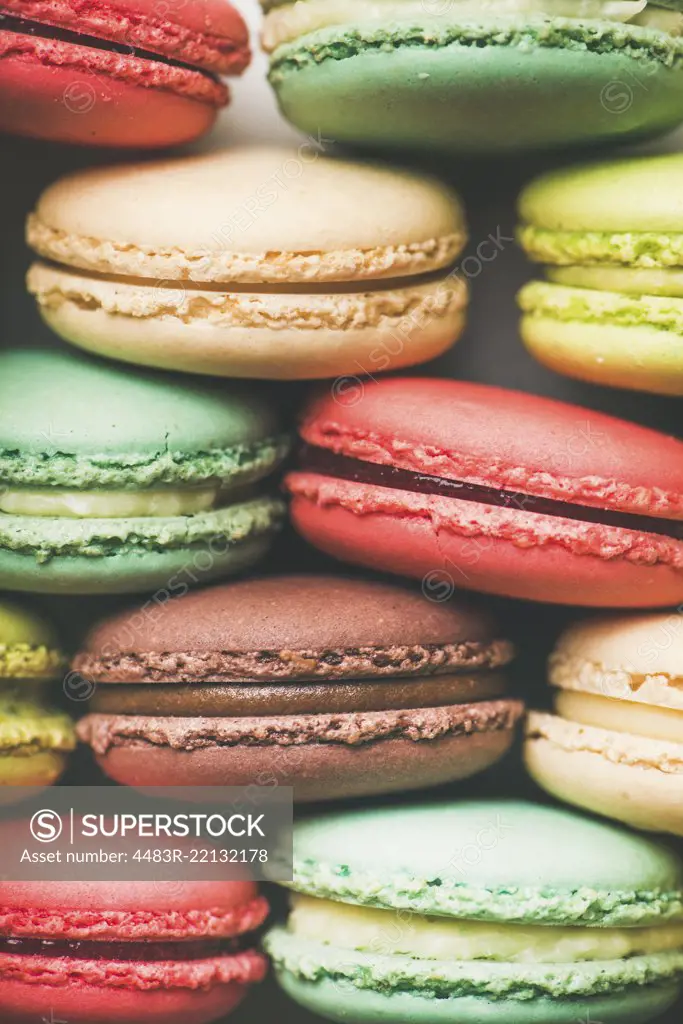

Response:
(0, 598), (74, 796)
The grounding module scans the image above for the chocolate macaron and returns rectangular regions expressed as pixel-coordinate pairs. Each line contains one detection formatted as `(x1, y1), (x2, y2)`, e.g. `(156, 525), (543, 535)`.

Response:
(74, 576), (521, 802)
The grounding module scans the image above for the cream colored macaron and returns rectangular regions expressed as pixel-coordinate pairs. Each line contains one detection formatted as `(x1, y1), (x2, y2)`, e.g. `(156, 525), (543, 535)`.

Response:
(525, 613), (683, 837)
(26, 146), (468, 380)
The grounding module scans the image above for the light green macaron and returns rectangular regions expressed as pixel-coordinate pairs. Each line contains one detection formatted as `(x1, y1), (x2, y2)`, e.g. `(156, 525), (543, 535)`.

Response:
(518, 153), (683, 395)
(0, 598), (74, 792)
(262, 1), (683, 155)
(0, 347), (288, 594)
(265, 799), (683, 1024)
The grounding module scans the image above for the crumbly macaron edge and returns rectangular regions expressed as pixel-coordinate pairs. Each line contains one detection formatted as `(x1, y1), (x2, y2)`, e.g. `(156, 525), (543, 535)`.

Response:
(0, 496), (286, 562)
(0, 435), (290, 489)
(26, 216), (467, 286)
(265, 928), (683, 998)
(0, 701), (75, 754)
(526, 711), (683, 774)
(549, 650), (683, 711)
(268, 16), (683, 81)
(518, 281), (683, 332)
(518, 226), (683, 268)
(0, 643), (66, 680)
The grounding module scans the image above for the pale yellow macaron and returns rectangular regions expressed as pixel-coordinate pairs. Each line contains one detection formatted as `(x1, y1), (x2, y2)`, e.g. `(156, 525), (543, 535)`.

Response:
(26, 146), (468, 380)
(525, 613), (683, 837)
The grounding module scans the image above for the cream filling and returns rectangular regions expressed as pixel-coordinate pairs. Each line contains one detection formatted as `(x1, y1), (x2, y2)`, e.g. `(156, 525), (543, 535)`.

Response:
(0, 486), (220, 519)
(262, 0), (666, 51)
(548, 265), (683, 298)
(288, 894), (683, 963)
(556, 690), (683, 743)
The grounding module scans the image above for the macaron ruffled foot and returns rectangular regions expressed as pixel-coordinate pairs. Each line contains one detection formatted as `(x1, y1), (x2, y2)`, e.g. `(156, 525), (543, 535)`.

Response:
(265, 799), (683, 1024)
(0, 348), (288, 595)
(526, 611), (683, 836)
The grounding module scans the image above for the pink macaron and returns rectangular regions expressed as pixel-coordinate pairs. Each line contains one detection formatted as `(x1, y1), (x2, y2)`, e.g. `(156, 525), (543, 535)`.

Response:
(286, 378), (683, 607)
(0, 876), (268, 1022)
(0, 0), (250, 147)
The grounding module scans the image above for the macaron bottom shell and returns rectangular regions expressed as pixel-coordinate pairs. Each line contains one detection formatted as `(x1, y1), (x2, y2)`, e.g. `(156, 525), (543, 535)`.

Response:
(268, 30), (683, 154)
(272, 965), (679, 1024)
(29, 263), (467, 380)
(0, 750), (68, 794)
(0, 499), (283, 595)
(525, 711), (683, 837)
(0, 974), (250, 1024)
(288, 486), (683, 608)
(0, 44), (219, 149)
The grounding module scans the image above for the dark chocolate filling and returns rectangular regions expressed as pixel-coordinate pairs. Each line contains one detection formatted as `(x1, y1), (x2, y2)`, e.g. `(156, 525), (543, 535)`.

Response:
(299, 445), (683, 540)
(0, 11), (220, 78)
(89, 673), (509, 716)
(0, 934), (249, 961)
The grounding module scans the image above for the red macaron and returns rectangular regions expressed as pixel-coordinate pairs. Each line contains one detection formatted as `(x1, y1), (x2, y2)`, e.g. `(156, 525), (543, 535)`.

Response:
(0, 0), (250, 147)
(0, 876), (268, 1022)
(286, 378), (683, 608)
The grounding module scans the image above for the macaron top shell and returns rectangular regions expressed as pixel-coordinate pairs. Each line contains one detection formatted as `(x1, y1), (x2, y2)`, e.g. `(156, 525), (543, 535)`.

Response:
(288, 799), (683, 927)
(519, 154), (683, 234)
(300, 378), (683, 518)
(4, 0), (250, 73)
(27, 147), (467, 284)
(0, 348), (287, 488)
(0, 599), (65, 679)
(74, 575), (514, 682)
(550, 612), (683, 711)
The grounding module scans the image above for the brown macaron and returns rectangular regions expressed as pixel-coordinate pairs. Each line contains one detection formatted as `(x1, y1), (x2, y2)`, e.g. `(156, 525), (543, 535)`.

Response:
(74, 576), (522, 802)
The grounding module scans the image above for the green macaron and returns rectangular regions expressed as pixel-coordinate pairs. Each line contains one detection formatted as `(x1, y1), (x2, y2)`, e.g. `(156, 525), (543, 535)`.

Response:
(262, 2), (683, 155)
(518, 153), (683, 395)
(265, 799), (683, 1024)
(0, 598), (74, 792)
(0, 348), (288, 594)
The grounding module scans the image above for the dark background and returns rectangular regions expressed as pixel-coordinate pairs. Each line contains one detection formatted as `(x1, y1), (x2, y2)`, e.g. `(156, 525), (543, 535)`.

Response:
(1, 10), (682, 1020)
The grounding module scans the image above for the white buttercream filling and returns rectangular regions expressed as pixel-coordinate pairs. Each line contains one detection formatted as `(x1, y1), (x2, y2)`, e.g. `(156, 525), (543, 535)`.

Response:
(0, 486), (220, 519)
(556, 689), (683, 743)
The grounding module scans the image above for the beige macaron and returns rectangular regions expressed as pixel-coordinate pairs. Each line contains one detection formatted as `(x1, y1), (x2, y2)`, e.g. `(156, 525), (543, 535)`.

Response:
(525, 612), (683, 837)
(26, 146), (468, 380)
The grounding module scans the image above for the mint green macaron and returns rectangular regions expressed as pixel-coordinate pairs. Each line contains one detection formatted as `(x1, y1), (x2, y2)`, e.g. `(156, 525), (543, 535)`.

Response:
(518, 152), (683, 395)
(0, 348), (288, 594)
(262, 2), (683, 155)
(265, 799), (683, 1024)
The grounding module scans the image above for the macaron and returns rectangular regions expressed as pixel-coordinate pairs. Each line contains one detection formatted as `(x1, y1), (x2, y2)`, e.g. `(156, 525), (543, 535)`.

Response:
(265, 798), (683, 1024)
(0, 347), (288, 595)
(0, 0), (249, 148)
(286, 377), (683, 607)
(261, 1), (683, 155)
(73, 575), (522, 801)
(518, 154), (683, 396)
(0, 877), (268, 1022)
(526, 612), (683, 837)
(0, 598), (74, 792)
(26, 147), (468, 380)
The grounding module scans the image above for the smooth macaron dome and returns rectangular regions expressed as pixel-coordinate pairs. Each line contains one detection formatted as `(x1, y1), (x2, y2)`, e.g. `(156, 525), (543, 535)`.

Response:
(265, 798), (683, 1024)
(0, 878), (268, 1023)
(73, 575), (521, 801)
(0, 347), (288, 595)
(286, 377), (683, 607)
(0, 598), (74, 792)
(25, 147), (468, 381)
(526, 612), (683, 837)
(262, 1), (683, 155)
(518, 153), (683, 395)
(0, 0), (250, 148)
